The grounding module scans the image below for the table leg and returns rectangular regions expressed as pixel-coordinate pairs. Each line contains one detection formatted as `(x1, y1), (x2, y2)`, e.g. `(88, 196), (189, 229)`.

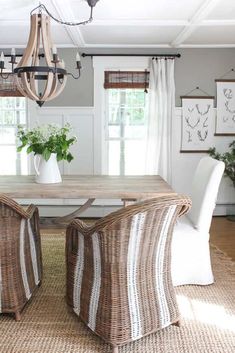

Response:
(48, 198), (137, 226)
(54, 198), (96, 224)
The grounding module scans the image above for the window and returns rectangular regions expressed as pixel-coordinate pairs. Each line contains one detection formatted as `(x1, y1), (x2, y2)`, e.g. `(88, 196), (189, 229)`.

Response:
(106, 88), (148, 175)
(0, 97), (28, 175)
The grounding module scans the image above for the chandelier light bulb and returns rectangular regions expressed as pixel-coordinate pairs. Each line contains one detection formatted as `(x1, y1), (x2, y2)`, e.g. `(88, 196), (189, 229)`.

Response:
(76, 52), (81, 62)
(52, 45), (57, 55)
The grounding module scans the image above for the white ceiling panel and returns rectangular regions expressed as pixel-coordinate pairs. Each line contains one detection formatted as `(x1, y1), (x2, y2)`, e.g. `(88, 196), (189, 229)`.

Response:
(0, 0), (235, 48)
(0, 24), (71, 47)
(206, 0), (235, 20)
(185, 26), (235, 44)
(71, 0), (204, 21)
(80, 25), (184, 45)
(0, 0), (54, 20)
(0, 0), (36, 19)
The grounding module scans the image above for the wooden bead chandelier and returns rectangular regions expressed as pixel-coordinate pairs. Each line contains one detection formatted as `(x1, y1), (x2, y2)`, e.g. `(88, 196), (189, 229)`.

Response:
(0, 1), (99, 107)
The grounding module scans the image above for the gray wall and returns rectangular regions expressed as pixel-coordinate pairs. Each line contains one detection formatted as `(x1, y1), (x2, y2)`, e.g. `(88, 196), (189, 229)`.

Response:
(45, 48), (235, 107)
(175, 48), (235, 106)
(46, 48), (94, 107)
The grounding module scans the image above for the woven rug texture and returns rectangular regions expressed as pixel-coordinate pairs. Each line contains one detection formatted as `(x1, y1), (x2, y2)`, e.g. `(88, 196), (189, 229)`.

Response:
(0, 232), (234, 353)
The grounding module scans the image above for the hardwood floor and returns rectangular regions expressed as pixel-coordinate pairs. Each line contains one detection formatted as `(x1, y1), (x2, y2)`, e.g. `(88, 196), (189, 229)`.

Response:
(41, 216), (235, 261)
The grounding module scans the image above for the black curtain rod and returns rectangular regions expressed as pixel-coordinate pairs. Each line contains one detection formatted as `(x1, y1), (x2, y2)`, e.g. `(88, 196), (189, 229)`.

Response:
(2, 54), (45, 58)
(81, 53), (181, 58)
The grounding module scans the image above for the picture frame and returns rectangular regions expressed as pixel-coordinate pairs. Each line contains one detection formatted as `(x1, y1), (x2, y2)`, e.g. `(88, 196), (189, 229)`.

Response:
(180, 96), (215, 152)
(215, 80), (235, 136)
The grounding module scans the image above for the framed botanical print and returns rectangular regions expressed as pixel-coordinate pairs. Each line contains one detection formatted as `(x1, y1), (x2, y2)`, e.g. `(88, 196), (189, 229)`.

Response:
(181, 96), (215, 152)
(215, 80), (235, 135)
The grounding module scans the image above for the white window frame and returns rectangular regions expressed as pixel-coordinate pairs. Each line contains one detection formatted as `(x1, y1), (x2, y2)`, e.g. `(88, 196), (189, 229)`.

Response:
(93, 56), (150, 174)
(105, 88), (148, 175)
(0, 96), (29, 175)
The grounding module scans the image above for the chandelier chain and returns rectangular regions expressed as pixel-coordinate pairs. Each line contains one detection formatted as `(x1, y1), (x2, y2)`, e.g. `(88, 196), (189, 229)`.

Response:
(30, 3), (93, 26)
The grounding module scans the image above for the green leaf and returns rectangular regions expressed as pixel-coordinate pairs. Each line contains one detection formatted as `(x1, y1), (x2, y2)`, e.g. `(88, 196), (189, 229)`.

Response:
(16, 123), (77, 163)
(67, 138), (76, 145)
(17, 145), (23, 152)
(208, 140), (235, 185)
(27, 146), (33, 154)
(62, 141), (68, 150)
(66, 153), (74, 163)
(57, 153), (63, 162)
(42, 149), (51, 161)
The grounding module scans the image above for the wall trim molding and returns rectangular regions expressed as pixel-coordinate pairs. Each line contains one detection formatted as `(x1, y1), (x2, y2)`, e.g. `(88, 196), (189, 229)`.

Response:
(34, 106), (94, 115)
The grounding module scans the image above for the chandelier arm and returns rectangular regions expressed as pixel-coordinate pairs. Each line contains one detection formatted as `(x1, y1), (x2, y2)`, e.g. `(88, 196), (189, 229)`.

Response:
(67, 71), (81, 80)
(31, 4), (94, 26)
(0, 72), (10, 79)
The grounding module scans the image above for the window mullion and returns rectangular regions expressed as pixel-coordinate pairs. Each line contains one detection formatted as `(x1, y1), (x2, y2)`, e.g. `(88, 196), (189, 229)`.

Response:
(15, 106), (21, 174)
(120, 90), (126, 176)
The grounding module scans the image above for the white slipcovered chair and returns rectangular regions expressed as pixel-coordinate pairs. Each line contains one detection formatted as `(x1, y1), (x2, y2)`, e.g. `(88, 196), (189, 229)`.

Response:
(171, 156), (225, 286)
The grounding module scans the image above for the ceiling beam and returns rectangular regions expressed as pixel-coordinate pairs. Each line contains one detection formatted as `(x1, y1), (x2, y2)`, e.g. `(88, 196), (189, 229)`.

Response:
(3, 17), (235, 28)
(201, 19), (235, 26)
(83, 43), (172, 48)
(2, 43), (235, 49)
(0, 44), (80, 49)
(88, 19), (189, 27)
(50, 0), (85, 47)
(179, 43), (235, 48)
(171, 0), (221, 47)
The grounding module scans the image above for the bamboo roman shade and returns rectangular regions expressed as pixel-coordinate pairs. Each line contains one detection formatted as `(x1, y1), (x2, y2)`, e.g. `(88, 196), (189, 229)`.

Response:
(0, 75), (23, 97)
(104, 70), (149, 89)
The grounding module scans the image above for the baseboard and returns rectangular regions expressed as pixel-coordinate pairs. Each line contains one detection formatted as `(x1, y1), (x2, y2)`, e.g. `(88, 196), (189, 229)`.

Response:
(214, 204), (235, 216)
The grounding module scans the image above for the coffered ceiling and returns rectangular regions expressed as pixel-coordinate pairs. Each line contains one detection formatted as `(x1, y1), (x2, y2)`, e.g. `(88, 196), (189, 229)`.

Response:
(1, 0), (235, 48)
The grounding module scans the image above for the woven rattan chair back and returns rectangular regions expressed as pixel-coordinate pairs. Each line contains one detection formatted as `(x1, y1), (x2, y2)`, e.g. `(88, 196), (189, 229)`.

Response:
(66, 195), (191, 352)
(0, 194), (42, 321)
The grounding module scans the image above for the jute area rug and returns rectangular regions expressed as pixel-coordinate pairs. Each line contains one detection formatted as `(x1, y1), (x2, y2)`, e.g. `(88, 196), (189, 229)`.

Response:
(0, 232), (234, 353)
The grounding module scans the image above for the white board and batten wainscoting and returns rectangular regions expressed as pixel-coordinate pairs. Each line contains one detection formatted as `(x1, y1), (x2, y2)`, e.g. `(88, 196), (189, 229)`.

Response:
(17, 102), (235, 217)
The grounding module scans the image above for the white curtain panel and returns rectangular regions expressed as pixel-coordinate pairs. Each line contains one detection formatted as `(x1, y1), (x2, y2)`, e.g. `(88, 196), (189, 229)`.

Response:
(145, 58), (175, 184)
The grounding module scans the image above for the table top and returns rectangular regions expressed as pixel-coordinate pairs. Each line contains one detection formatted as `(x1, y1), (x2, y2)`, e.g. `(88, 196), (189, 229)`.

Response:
(0, 175), (175, 200)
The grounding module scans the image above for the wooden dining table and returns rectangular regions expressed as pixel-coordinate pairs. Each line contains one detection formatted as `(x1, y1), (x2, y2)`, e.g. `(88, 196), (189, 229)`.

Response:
(0, 175), (176, 222)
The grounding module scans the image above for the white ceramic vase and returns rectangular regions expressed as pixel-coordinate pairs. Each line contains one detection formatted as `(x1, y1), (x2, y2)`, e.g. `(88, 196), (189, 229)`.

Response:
(34, 153), (62, 184)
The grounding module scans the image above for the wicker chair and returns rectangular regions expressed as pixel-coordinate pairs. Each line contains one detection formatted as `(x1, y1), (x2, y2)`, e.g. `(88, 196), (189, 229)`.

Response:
(66, 195), (191, 352)
(0, 194), (42, 321)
